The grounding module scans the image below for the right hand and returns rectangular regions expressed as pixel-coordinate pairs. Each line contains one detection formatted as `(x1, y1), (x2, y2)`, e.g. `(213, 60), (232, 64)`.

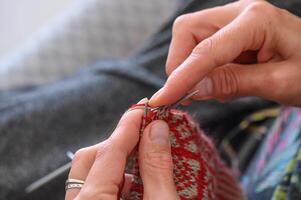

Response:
(149, 0), (301, 107)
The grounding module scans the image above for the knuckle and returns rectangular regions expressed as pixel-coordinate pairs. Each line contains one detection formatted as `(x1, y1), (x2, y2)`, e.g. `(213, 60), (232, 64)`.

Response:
(245, 1), (280, 20)
(142, 151), (173, 171)
(72, 147), (90, 166)
(211, 66), (239, 99)
(94, 141), (112, 161)
(246, 1), (270, 13)
(173, 14), (193, 33)
(269, 68), (286, 96)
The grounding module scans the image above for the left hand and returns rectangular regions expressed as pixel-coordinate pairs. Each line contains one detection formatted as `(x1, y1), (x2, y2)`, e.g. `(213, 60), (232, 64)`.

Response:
(65, 98), (179, 200)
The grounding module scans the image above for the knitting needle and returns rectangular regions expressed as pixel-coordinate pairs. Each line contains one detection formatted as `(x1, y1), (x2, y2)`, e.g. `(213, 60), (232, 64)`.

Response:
(25, 152), (74, 193)
(151, 90), (199, 111)
(170, 90), (199, 108)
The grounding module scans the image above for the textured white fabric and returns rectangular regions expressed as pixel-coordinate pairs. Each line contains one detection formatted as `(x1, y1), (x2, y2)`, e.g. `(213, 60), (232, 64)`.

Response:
(0, 0), (177, 90)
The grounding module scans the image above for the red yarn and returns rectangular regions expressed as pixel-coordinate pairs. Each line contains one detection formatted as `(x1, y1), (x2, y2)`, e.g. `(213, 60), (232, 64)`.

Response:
(125, 104), (244, 200)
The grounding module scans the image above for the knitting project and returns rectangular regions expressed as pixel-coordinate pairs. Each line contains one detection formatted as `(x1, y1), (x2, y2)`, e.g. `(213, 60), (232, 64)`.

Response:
(125, 103), (244, 200)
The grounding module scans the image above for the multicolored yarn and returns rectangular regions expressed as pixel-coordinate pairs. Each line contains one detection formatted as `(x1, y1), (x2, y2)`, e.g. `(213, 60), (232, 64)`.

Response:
(242, 107), (301, 199)
(126, 103), (244, 200)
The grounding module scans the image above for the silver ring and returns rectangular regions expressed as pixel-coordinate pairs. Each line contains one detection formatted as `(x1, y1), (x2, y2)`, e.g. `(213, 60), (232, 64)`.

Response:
(65, 183), (84, 191)
(65, 178), (85, 191)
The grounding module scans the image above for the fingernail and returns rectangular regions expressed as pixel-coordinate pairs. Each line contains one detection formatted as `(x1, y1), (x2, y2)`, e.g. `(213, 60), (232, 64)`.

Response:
(195, 77), (213, 97)
(137, 97), (148, 104)
(150, 121), (169, 145)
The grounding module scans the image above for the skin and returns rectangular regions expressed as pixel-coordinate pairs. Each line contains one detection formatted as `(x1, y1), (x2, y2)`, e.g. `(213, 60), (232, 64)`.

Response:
(149, 0), (301, 107)
(66, 1), (301, 199)
(65, 98), (179, 200)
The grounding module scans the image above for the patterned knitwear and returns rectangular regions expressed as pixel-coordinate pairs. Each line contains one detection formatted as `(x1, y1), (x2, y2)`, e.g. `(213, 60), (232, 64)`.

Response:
(126, 103), (245, 200)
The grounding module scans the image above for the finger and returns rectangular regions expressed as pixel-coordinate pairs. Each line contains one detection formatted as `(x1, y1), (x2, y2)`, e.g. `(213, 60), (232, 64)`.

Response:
(139, 120), (179, 200)
(65, 145), (98, 200)
(150, 2), (277, 106)
(190, 61), (285, 102)
(109, 97), (147, 154)
(65, 146), (133, 200)
(166, 4), (240, 76)
(76, 98), (147, 199)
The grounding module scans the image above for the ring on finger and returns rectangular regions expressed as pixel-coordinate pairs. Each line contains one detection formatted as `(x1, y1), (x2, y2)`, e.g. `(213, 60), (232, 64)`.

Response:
(65, 178), (85, 191)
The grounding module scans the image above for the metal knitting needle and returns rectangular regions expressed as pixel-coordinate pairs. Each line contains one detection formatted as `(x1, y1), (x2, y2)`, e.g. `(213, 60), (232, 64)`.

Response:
(171, 90), (199, 108)
(151, 90), (199, 111)
(143, 101), (148, 117)
(25, 152), (75, 193)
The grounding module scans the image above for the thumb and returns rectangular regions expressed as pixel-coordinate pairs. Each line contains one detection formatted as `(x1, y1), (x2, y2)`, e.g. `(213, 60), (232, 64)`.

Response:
(191, 62), (280, 101)
(138, 120), (179, 200)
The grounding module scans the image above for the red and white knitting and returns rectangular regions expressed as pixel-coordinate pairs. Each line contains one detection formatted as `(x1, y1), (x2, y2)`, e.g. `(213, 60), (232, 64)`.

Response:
(126, 103), (244, 200)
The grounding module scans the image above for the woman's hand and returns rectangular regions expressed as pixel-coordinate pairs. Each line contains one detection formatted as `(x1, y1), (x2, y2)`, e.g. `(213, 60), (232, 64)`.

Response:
(65, 99), (179, 200)
(149, 0), (301, 107)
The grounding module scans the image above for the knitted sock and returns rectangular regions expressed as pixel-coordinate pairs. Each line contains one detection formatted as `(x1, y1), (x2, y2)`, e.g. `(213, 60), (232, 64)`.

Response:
(126, 104), (244, 200)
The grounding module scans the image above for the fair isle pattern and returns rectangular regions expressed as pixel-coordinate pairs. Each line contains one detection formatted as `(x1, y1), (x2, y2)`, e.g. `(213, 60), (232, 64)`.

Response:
(126, 105), (244, 200)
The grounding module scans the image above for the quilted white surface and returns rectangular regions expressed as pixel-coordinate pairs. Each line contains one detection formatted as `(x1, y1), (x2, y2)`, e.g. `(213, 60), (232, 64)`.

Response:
(0, 0), (177, 90)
